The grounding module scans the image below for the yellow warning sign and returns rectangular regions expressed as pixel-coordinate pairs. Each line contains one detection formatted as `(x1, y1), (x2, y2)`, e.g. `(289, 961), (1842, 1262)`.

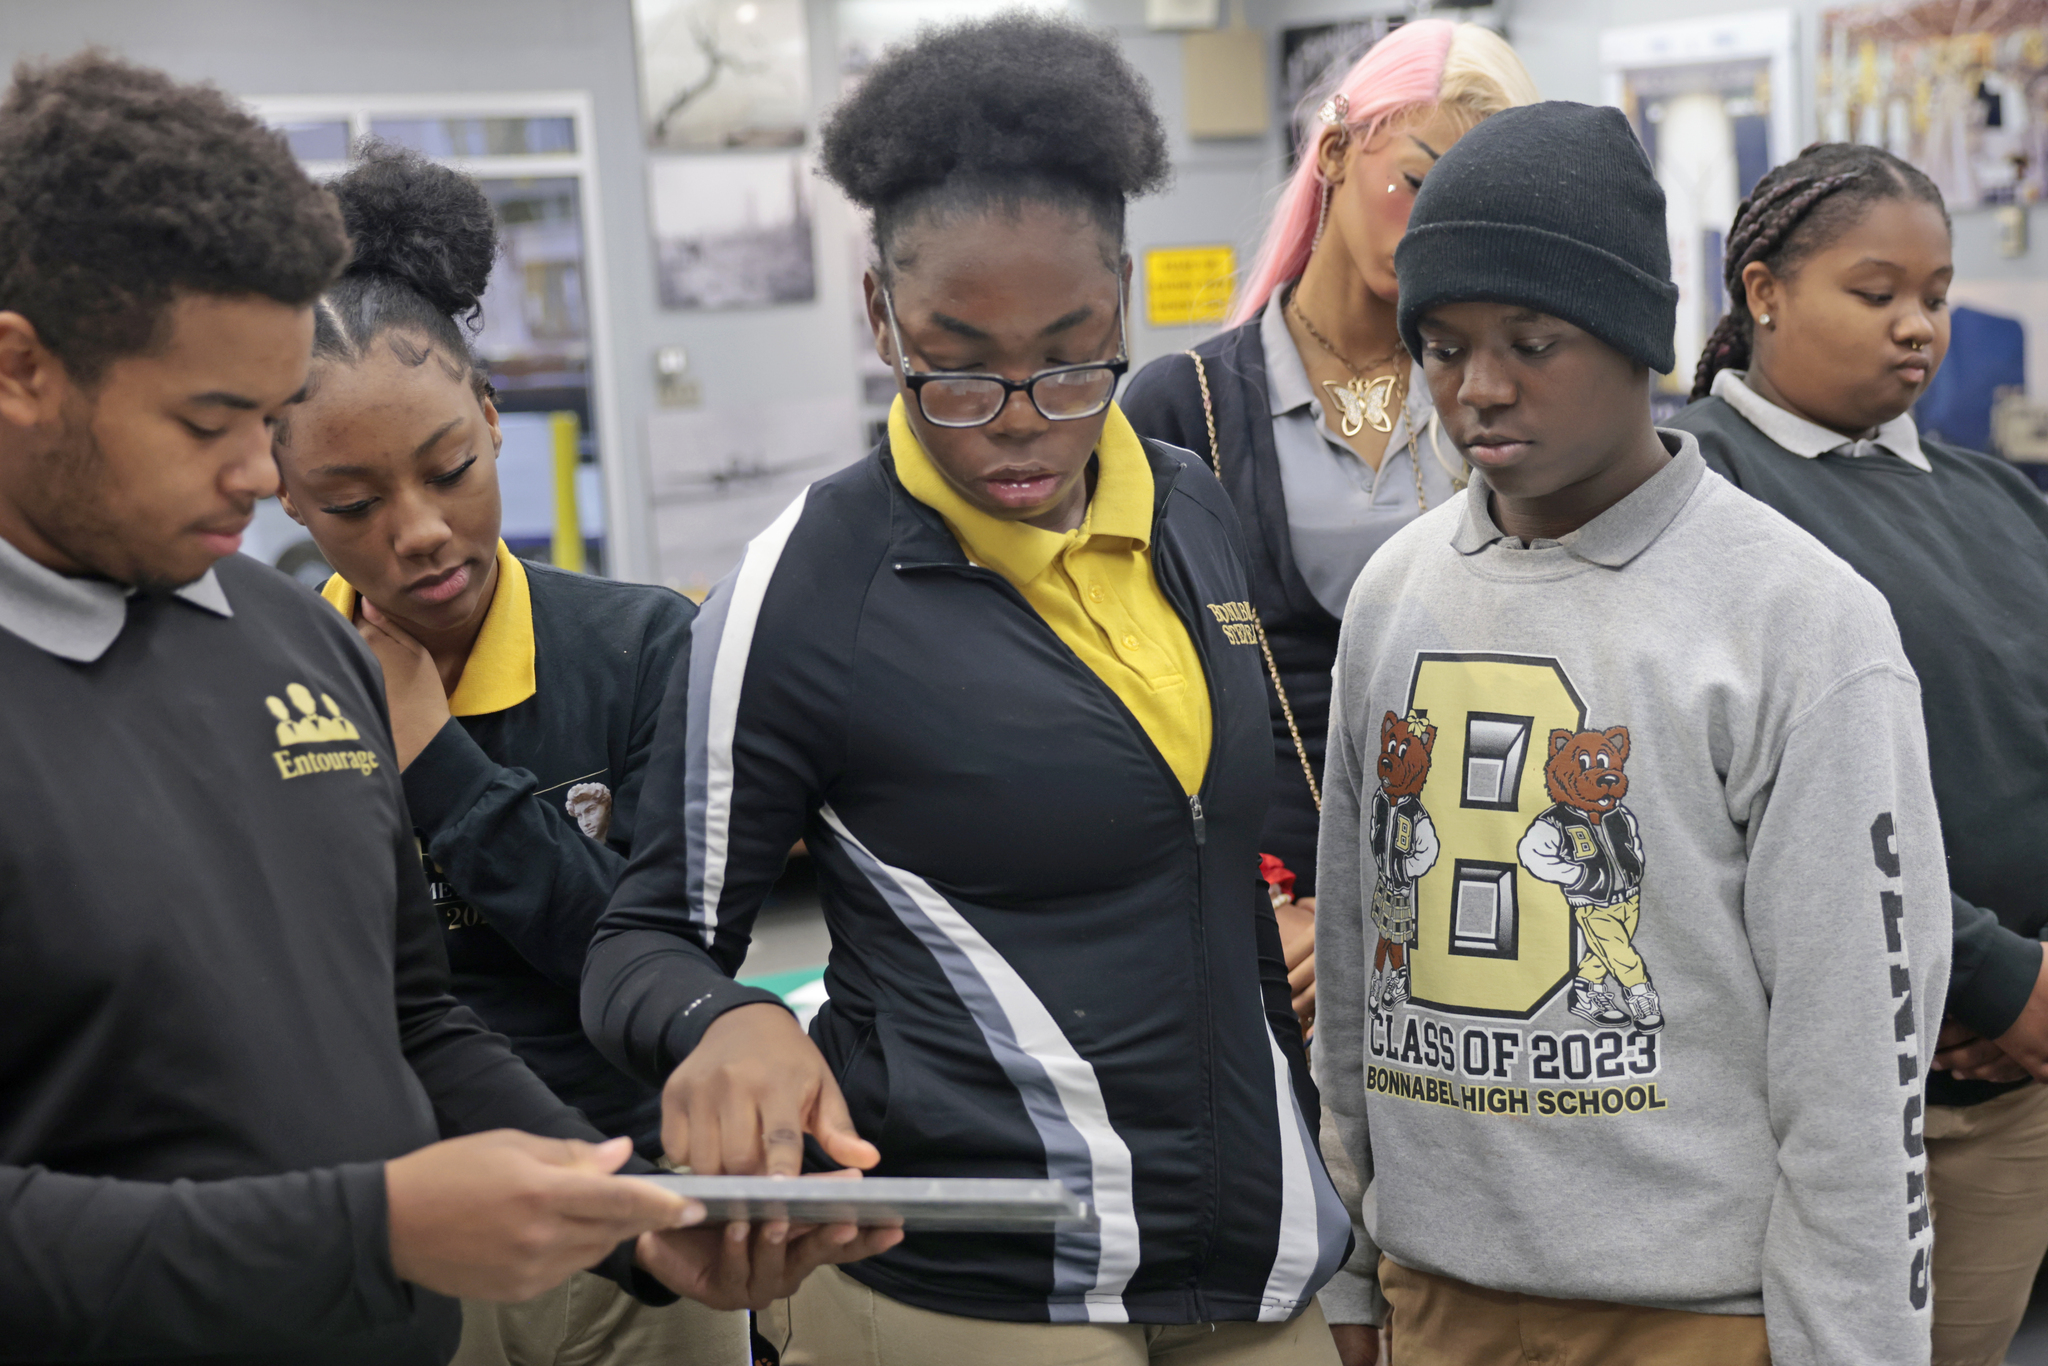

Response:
(1144, 245), (1235, 328)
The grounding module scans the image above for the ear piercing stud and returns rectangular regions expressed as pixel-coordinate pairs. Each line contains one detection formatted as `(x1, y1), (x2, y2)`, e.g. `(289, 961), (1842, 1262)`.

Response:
(1758, 313), (1772, 326)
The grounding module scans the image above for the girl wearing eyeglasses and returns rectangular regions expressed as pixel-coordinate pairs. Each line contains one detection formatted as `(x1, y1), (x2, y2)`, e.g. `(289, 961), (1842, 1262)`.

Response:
(1122, 23), (1537, 1038)
(583, 14), (1351, 1365)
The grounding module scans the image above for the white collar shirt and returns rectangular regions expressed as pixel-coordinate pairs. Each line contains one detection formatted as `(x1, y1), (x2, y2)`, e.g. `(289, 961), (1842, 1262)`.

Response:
(1711, 368), (1931, 472)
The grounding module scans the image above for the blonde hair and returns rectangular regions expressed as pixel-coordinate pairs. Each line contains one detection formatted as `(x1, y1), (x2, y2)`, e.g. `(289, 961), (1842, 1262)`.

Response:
(1232, 22), (1540, 324)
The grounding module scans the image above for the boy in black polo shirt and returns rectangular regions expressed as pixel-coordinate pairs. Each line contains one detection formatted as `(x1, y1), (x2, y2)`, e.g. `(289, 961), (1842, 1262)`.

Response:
(0, 53), (890, 1365)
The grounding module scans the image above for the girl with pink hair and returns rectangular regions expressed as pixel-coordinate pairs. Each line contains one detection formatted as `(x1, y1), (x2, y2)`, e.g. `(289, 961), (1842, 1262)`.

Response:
(1121, 16), (1537, 1034)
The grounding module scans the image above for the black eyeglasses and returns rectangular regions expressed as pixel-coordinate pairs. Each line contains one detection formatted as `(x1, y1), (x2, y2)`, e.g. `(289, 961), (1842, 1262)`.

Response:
(882, 286), (1129, 429)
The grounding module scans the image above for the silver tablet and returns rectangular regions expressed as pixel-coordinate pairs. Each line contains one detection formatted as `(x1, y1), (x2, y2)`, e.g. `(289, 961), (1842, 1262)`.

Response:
(639, 1174), (1094, 1232)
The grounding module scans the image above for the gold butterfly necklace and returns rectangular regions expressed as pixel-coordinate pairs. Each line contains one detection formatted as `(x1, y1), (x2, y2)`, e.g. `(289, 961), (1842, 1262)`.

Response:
(1289, 294), (1409, 439)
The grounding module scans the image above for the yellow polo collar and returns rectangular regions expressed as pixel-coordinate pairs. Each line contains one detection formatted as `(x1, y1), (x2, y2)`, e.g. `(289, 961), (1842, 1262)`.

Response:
(319, 539), (537, 716)
(889, 398), (1155, 588)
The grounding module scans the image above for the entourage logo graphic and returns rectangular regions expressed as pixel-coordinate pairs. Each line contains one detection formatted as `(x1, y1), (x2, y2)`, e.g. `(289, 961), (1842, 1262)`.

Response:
(265, 682), (379, 780)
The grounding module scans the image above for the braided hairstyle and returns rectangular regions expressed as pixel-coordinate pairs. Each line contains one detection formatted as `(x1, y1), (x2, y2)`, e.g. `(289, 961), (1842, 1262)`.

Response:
(311, 141), (498, 403)
(1691, 142), (1947, 399)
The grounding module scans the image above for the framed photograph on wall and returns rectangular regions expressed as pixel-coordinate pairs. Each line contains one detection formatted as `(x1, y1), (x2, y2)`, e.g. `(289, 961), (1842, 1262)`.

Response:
(633, 0), (811, 151)
(649, 151), (817, 310)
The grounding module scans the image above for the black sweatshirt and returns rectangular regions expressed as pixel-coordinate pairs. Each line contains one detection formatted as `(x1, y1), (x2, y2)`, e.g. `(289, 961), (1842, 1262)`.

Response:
(328, 553), (692, 1141)
(1673, 395), (2048, 1108)
(1121, 326), (1338, 895)
(583, 437), (1351, 1325)
(0, 551), (661, 1365)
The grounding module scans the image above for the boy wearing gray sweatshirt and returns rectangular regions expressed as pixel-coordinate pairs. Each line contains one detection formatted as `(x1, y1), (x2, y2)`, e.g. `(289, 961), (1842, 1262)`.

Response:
(1314, 103), (1950, 1366)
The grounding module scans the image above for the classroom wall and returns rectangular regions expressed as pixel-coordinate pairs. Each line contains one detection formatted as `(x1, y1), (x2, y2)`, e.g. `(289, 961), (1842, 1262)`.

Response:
(1, 0), (2035, 580)
(0, 0), (1293, 582)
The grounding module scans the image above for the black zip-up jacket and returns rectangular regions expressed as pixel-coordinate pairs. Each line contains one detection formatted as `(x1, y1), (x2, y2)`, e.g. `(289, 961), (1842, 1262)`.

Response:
(1121, 324), (1337, 895)
(583, 436), (1352, 1325)
(0, 554), (665, 1365)
(399, 561), (692, 1142)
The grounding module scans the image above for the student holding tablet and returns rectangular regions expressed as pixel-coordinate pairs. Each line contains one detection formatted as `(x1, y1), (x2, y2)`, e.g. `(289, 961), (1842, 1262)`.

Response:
(584, 14), (1351, 1363)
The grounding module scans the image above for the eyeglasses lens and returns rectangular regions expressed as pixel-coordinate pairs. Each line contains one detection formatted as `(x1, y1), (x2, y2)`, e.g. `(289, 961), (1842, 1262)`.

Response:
(1035, 367), (1117, 419)
(917, 368), (1118, 427)
(919, 378), (1009, 426)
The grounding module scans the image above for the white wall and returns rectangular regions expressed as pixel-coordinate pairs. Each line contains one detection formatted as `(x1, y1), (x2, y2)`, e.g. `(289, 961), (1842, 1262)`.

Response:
(0, 0), (1292, 583)
(3, 0), (2034, 579)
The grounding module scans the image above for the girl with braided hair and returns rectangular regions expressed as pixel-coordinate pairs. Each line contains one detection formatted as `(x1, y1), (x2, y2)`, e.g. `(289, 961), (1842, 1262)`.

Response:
(1672, 141), (2048, 1366)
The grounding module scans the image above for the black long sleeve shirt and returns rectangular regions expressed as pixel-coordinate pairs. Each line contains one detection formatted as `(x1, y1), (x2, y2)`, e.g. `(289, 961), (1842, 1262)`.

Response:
(1674, 394), (2048, 1107)
(329, 556), (693, 1142)
(0, 550), (657, 1364)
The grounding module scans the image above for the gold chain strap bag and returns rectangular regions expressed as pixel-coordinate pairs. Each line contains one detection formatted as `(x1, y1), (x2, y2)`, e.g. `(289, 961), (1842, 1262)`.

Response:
(1185, 350), (1320, 812)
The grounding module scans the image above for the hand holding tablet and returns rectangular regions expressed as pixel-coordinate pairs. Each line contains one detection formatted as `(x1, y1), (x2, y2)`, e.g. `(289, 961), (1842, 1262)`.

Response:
(639, 1174), (1096, 1232)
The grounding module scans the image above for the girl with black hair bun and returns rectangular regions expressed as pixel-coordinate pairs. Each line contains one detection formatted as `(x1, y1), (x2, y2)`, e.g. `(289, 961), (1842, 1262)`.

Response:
(1672, 141), (2048, 1366)
(581, 14), (1351, 1364)
(271, 143), (895, 1365)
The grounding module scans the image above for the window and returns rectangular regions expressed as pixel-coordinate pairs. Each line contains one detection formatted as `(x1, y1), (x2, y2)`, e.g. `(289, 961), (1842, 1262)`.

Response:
(275, 120), (349, 161)
(244, 92), (639, 579)
(369, 116), (575, 158)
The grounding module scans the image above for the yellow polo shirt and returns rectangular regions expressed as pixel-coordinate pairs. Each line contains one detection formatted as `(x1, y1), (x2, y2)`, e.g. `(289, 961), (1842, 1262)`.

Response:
(890, 398), (1212, 794)
(319, 539), (538, 716)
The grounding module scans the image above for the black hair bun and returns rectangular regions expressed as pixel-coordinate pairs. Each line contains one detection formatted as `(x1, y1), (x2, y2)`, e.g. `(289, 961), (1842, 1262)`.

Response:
(328, 141), (497, 323)
(822, 11), (1169, 211)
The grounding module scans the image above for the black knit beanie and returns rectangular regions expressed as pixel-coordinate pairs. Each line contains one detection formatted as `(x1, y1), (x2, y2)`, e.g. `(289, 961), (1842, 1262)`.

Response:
(1395, 101), (1678, 374)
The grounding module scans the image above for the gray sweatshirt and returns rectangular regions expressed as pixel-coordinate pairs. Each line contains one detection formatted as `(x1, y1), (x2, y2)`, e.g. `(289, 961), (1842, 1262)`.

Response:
(1314, 432), (1950, 1366)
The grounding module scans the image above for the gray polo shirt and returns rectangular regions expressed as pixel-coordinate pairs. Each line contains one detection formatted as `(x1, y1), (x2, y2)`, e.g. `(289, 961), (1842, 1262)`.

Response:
(0, 529), (231, 656)
(1261, 293), (1462, 617)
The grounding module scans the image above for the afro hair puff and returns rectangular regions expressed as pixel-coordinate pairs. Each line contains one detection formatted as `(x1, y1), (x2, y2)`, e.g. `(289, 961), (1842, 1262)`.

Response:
(821, 11), (1168, 230)
(328, 140), (497, 326)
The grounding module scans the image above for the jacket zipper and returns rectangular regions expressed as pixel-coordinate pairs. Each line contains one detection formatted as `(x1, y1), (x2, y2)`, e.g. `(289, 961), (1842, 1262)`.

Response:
(901, 456), (1229, 1303)
(1145, 475), (1232, 1302)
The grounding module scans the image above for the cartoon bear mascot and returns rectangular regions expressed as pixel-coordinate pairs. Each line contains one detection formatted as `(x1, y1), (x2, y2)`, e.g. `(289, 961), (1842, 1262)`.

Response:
(1369, 708), (1440, 1010)
(1517, 726), (1662, 1032)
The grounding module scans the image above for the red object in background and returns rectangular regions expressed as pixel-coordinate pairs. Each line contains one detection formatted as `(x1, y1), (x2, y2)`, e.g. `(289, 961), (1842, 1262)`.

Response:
(1259, 853), (1296, 904)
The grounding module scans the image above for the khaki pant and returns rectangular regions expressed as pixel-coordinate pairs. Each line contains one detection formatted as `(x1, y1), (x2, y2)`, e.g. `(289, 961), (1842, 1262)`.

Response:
(1379, 1257), (1767, 1366)
(452, 1271), (749, 1366)
(1926, 1081), (2048, 1366)
(763, 1265), (1341, 1365)
(1573, 894), (1646, 990)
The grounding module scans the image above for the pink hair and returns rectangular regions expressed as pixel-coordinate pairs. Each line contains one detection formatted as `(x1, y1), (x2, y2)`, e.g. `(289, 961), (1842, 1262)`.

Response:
(1230, 20), (1459, 326)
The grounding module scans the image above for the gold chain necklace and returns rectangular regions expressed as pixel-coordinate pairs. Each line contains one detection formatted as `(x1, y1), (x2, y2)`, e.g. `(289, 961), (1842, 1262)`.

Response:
(1288, 292), (1426, 511)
